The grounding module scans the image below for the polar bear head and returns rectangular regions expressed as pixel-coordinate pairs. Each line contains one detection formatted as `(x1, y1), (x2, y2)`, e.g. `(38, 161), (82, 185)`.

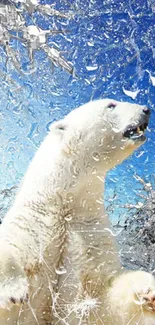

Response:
(52, 99), (150, 173)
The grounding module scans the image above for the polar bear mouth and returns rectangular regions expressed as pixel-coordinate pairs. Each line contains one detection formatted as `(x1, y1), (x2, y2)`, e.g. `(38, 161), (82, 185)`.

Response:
(123, 122), (148, 140)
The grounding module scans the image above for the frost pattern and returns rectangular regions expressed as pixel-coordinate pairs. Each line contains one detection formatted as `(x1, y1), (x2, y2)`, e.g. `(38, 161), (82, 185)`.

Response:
(0, 0), (154, 303)
(0, 0), (74, 74)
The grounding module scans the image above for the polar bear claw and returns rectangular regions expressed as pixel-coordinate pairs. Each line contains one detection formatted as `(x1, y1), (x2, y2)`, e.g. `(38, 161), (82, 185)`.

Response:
(138, 289), (155, 310)
(0, 283), (28, 310)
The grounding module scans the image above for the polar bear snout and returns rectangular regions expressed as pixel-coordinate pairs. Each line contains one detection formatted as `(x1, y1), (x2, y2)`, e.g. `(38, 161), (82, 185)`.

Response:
(123, 108), (150, 143)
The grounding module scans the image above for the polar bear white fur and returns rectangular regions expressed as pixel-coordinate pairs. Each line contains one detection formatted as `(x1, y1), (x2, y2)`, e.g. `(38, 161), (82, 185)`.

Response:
(0, 99), (154, 325)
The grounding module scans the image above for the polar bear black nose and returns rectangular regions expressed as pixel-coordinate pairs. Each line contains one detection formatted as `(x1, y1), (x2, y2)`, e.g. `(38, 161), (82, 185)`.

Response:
(143, 107), (150, 116)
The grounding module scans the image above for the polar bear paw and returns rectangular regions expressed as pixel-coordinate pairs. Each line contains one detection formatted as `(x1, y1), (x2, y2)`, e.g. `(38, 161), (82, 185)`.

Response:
(127, 271), (155, 312)
(109, 270), (155, 320)
(134, 286), (155, 311)
(0, 247), (29, 310)
(0, 276), (29, 310)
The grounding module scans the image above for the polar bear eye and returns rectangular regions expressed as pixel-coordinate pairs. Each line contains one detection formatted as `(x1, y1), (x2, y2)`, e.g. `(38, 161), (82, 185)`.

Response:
(58, 125), (65, 130)
(107, 103), (116, 109)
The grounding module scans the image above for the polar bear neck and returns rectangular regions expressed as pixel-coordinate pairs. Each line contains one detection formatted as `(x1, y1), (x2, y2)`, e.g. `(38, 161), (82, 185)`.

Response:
(2, 131), (108, 233)
(13, 132), (107, 220)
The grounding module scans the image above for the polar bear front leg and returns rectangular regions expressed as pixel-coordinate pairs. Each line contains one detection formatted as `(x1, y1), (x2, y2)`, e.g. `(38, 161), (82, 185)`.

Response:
(0, 246), (29, 310)
(108, 270), (155, 325)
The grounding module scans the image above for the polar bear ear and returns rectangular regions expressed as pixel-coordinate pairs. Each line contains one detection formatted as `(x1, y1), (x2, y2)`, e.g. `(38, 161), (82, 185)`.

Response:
(50, 120), (67, 132)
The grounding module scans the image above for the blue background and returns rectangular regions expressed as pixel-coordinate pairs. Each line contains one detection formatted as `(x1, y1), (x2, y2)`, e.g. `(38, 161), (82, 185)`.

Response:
(0, 0), (155, 223)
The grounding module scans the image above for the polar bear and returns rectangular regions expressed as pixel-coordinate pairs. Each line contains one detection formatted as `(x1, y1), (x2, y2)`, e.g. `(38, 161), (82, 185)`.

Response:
(0, 99), (154, 325)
